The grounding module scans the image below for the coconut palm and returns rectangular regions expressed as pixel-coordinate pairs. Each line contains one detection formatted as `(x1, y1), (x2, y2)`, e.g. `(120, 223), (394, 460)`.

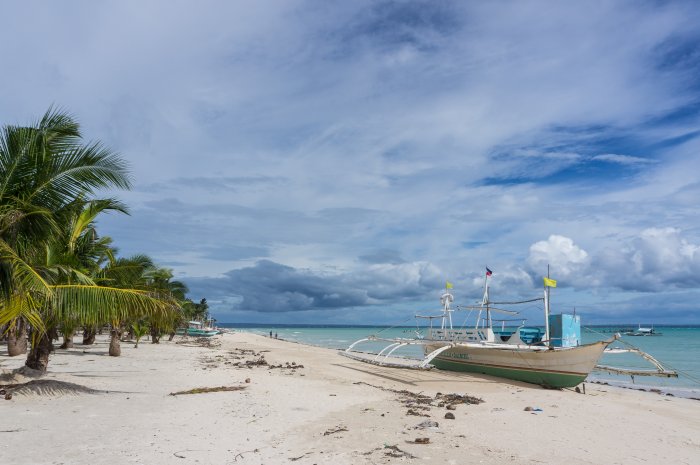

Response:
(142, 267), (188, 343)
(0, 108), (175, 371)
(98, 254), (159, 356)
(45, 198), (127, 349)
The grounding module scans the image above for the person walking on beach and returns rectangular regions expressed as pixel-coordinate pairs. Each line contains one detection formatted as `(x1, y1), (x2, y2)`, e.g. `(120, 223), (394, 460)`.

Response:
(269, 331), (272, 338)
(275, 332), (278, 339)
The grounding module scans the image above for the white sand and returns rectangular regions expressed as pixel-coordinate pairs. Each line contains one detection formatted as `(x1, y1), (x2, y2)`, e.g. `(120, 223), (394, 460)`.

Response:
(1, 332), (698, 465)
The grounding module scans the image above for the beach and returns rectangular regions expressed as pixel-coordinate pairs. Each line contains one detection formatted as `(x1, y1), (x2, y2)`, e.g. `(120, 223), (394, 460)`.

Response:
(1, 332), (698, 465)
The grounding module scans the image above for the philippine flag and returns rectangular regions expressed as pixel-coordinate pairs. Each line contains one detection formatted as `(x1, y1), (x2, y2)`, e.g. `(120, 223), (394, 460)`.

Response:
(486, 267), (493, 276)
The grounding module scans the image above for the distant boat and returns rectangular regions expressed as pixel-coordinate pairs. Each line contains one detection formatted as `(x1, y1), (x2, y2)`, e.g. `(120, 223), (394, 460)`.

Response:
(176, 320), (219, 337)
(624, 324), (661, 336)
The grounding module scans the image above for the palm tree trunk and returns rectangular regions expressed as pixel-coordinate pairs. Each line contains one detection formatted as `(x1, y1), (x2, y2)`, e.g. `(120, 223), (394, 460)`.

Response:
(82, 326), (97, 345)
(150, 327), (161, 344)
(7, 319), (28, 356)
(109, 328), (121, 356)
(168, 332), (175, 341)
(25, 330), (53, 372)
(60, 329), (75, 349)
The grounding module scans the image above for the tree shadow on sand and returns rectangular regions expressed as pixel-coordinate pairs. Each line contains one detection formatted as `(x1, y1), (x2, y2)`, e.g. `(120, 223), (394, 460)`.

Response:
(0, 379), (106, 397)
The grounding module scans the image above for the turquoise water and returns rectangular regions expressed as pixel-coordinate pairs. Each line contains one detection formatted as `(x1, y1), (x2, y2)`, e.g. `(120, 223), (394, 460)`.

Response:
(221, 324), (700, 396)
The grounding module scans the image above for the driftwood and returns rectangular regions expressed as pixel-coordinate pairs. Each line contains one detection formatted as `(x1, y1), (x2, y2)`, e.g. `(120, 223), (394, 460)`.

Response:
(169, 385), (247, 396)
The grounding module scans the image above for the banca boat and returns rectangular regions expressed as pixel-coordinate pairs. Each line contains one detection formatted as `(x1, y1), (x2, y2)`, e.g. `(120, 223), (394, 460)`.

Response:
(343, 273), (676, 388)
(624, 324), (661, 336)
(176, 320), (219, 337)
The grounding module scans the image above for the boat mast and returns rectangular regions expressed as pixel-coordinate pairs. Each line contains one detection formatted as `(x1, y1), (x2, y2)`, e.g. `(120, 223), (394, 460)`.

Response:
(544, 264), (551, 347)
(441, 283), (454, 330)
(477, 270), (491, 330)
(485, 279), (491, 330)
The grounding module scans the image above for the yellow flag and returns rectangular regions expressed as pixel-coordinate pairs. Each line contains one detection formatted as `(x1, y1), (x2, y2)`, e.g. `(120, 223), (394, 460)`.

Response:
(445, 281), (453, 289)
(543, 277), (557, 288)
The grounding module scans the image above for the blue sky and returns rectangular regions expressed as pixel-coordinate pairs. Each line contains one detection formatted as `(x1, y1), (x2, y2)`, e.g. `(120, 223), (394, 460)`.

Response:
(2, 1), (700, 324)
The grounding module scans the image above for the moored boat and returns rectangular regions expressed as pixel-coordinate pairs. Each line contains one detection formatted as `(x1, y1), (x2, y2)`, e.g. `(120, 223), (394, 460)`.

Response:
(423, 337), (609, 388)
(176, 320), (220, 337)
(624, 324), (661, 336)
(343, 269), (676, 388)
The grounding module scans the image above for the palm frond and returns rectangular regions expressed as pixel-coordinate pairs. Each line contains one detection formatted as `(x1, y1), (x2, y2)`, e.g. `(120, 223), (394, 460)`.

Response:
(0, 292), (46, 333)
(0, 238), (53, 295)
(68, 198), (128, 252)
(51, 285), (175, 326)
(27, 141), (132, 207)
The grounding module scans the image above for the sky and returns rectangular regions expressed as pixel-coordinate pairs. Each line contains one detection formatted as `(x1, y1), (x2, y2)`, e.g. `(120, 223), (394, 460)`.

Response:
(2, 1), (700, 324)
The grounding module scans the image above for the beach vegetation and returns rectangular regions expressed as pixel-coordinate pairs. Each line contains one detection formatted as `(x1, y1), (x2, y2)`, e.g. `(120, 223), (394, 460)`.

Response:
(142, 266), (188, 344)
(131, 321), (148, 348)
(0, 108), (187, 371)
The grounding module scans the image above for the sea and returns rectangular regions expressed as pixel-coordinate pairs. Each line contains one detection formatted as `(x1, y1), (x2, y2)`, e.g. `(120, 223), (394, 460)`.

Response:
(220, 323), (700, 398)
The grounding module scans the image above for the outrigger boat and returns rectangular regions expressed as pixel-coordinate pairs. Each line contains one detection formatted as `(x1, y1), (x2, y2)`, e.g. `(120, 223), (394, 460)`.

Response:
(624, 324), (661, 336)
(176, 320), (219, 337)
(343, 271), (676, 388)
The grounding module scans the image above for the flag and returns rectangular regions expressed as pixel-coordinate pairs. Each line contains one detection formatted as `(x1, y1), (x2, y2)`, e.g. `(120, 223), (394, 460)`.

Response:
(543, 277), (557, 287)
(485, 267), (492, 277)
(445, 281), (453, 289)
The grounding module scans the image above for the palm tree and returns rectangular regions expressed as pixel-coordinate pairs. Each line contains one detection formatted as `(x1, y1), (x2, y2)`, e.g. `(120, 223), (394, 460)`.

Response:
(142, 267), (188, 343)
(45, 198), (127, 349)
(0, 108), (174, 371)
(99, 254), (166, 356)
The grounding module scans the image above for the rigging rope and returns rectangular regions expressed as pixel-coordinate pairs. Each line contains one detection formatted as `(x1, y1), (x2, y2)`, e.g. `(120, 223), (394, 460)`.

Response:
(490, 297), (544, 305)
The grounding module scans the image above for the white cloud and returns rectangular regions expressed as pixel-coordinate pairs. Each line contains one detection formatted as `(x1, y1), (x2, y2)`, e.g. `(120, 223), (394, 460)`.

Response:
(2, 1), (700, 322)
(592, 153), (656, 165)
(528, 235), (590, 278)
(598, 227), (700, 291)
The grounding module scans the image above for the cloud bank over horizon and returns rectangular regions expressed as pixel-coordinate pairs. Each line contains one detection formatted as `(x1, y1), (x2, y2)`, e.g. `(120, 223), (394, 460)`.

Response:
(2, 1), (700, 323)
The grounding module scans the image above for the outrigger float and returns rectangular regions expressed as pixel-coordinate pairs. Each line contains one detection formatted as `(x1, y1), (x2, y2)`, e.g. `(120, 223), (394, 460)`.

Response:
(342, 272), (677, 388)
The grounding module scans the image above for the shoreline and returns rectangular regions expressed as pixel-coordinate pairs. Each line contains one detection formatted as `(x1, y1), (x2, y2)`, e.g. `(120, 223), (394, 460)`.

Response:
(236, 328), (700, 399)
(2, 332), (699, 464)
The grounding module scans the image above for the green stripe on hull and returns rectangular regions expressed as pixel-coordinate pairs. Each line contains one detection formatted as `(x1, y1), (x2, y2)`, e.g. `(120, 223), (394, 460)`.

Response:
(431, 357), (586, 388)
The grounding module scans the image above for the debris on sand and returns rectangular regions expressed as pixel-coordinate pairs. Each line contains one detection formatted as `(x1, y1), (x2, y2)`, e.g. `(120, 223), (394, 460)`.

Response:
(323, 426), (348, 436)
(169, 385), (247, 396)
(436, 392), (483, 406)
(176, 337), (221, 348)
(229, 356), (268, 368)
(384, 444), (417, 459)
(408, 437), (430, 444)
(227, 348), (264, 358)
(415, 420), (439, 430)
(268, 362), (305, 370)
(353, 381), (483, 417)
